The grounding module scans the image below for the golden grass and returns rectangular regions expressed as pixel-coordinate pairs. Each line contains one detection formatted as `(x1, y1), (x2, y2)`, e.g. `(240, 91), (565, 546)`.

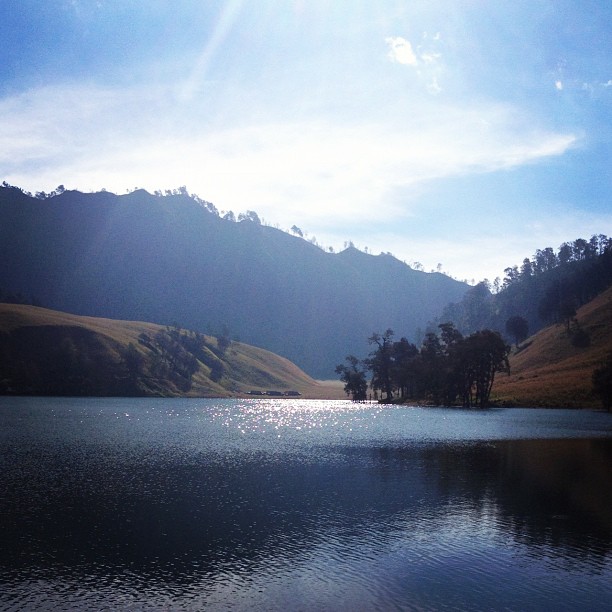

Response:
(0, 304), (159, 346)
(0, 304), (345, 399)
(492, 286), (612, 408)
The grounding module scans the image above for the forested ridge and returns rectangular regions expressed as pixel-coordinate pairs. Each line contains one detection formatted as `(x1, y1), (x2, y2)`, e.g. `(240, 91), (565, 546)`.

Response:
(337, 236), (612, 409)
(437, 234), (612, 342)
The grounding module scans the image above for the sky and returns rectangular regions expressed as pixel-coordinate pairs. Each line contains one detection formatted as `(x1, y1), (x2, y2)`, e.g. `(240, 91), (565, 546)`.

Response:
(1, 0), (611, 283)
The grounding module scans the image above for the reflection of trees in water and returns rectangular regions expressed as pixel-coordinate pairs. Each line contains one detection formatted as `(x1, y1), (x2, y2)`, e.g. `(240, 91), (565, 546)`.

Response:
(2, 436), (611, 590)
(406, 439), (612, 565)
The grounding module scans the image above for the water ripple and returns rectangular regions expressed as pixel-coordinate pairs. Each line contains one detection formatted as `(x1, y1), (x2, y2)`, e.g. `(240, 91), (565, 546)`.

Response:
(1, 398), (611, 610)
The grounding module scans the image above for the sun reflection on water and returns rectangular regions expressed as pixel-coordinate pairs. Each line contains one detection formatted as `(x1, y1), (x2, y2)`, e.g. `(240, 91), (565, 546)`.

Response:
(208, 399), (383, 436)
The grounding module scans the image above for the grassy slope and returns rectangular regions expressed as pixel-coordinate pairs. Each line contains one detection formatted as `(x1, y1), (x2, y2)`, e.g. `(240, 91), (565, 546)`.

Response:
(492, 286), (612, 408)
(0, 304), (344, 398)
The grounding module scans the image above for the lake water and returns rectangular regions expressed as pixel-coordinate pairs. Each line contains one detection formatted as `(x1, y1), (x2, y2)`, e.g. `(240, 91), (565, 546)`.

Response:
(1, 397), (611, 611)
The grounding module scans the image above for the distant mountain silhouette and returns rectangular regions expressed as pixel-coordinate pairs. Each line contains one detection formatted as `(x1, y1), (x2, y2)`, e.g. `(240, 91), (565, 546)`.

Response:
(0, 185), (468, 377)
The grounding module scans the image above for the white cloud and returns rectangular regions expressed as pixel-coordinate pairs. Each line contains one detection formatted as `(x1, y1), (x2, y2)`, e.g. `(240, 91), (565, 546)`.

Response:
(586, 79), (612, 92)
(385, 34), (444, 95)
(2, 84), (577, 207)
(385, 37), (418, 66)
(555, 80), (563, 90)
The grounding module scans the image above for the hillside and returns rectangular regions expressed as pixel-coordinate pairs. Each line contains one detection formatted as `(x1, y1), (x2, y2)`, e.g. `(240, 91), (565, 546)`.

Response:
(438, 237), (612, 342)
(0, 185), (468, 378)
(0, 304), (343, 398)
(491, 286), (612, 408)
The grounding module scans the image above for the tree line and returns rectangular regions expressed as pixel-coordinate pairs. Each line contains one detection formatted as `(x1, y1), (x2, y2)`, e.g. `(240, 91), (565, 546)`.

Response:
(501, 235), (612, 288)
(438, 235), (612, 347)
(0, 181), (354, 257)
(336, 324), (510, 408)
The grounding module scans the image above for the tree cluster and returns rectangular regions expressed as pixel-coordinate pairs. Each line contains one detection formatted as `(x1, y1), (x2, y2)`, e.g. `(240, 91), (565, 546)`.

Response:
(2, 181), (66, 200)
(503, 235), (612, 287)
(439, 235), (612, 343)
(337, 324), (510, 408)
(137, 325), (230, 390)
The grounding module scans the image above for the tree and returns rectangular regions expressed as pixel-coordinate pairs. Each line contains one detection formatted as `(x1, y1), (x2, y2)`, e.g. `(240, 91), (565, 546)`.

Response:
(366, 329), (395, 401)
(417, 324), (464, 406)
(391, 338), (419, 400)
(520, 258), (533, 278)
(456, 330), (510, 408)
(505, 316), (529, 347)
(436, 322), (465, 405)
(592, 354), (612, 411)
(438, 321), (462, 348)
(503, 265), (519, 288)
(419, 330), (445, 404)
(290, 225), (304, 237)
(238, 210), (261, 224)
(335, 355), (368, 401)
(210, 360), (225, 382)
(572, 238), (589, 261)
(558, 242), (573, 265)
(533, 248), (557, 274)
(559, 299), (577, 333)
(448, 282), (493, 334)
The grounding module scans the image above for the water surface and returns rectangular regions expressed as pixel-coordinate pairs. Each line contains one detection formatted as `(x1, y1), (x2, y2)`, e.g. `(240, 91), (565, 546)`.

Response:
(1, 398), (611, 610)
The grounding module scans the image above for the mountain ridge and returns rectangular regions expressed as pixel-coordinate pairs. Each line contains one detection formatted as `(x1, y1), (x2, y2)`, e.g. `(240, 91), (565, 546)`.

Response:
(0, 185), (469, 377)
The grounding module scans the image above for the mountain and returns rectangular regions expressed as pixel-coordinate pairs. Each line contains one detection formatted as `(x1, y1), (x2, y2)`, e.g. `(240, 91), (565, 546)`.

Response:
(0, 185), (468, 377)
(491, 285), (612, 408)
(0, 303), (342, 398)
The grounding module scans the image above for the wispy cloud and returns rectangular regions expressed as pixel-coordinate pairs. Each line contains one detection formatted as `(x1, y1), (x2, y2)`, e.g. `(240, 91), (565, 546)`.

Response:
(386, 33), (445, 94)
(0, 83), (578, 231)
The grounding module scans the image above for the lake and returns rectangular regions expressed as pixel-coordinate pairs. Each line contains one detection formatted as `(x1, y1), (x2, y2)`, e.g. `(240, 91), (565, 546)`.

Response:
(1, 397), (611, 611)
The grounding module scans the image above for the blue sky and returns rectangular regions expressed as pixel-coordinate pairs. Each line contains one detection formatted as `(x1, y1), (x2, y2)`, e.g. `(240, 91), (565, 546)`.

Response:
(1, 1), (611, 282)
